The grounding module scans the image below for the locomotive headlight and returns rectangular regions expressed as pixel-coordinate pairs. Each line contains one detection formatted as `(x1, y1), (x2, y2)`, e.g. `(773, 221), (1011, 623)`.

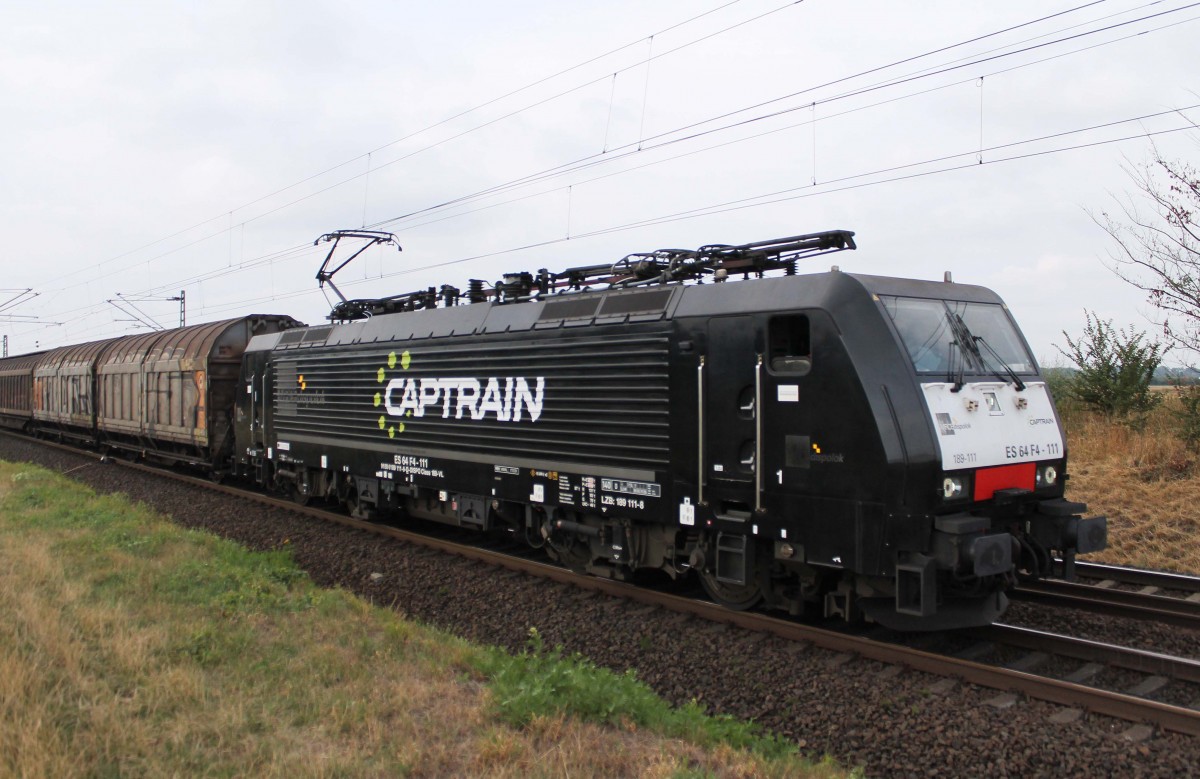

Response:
(1037, 464), (1058, 487)
(942, 476), (966, 500)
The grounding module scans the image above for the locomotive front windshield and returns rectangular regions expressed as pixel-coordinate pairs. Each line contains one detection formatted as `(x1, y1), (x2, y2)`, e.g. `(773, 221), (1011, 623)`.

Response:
(881, 295), (1036, 376)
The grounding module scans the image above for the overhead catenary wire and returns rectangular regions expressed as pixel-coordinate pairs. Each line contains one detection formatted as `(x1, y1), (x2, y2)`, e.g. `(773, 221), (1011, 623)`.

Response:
(353, 6), (1200, 244)
(131, 47), (1168, 314)
(363, 0), (1185, 235)
(174, 115), (1198, 322)
(39, 6), (1200, 319)
(34, 0), (1129, 299)
(21, 51), (1200, 340)
(360, 79), (1200, 244)
(13, 2), (1195, 344)
(53, 0), (1141, 309)
(29, 0), (776, 292)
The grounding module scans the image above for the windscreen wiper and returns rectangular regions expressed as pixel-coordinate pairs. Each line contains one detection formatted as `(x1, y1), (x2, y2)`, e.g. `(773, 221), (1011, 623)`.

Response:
(945, 310), (982, 392)
(947, 309), (1026, 392)
(975, 335), (1026, 391)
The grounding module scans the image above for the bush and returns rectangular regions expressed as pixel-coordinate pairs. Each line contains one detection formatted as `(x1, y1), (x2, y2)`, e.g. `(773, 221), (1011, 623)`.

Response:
(1057, 312), (1165, 418)
(1041, 366), (1078, 409)
(1175, 383), (1200, 450)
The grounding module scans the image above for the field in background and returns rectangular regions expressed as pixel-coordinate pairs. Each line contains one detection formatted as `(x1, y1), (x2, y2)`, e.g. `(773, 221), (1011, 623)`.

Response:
(1061, 394), (1200, 574)
(0, 462), (841, 779)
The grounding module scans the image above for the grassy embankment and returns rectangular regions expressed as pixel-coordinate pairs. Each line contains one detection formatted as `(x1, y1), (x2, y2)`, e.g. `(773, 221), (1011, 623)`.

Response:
(1061, 392), (1200, 574)
(4, 393), (1180, 777)
(0, 461), (846, 778)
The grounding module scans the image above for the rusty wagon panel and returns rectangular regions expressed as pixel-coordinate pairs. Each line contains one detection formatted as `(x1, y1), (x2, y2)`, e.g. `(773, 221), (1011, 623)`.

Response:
(0, 351), (45, 429)
(33, 338), (126, 433)
(96, 315), (301, 461)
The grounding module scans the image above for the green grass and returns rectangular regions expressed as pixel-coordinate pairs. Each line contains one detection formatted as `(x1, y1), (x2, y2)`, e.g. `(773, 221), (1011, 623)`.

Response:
(474, 626), (797, 759)
(0, 461), (843, 778)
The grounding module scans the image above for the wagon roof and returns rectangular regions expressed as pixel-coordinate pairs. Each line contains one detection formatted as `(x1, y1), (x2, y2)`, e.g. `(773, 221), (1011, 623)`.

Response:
(0, 351), (48, 373)
(36, 337), (129, 372)
(101, 315), (302, 367)
(102, 318), (239, 365)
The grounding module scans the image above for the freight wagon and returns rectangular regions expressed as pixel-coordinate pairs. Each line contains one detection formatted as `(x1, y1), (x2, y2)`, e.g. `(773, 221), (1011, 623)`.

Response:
(1, 316), (299, 469)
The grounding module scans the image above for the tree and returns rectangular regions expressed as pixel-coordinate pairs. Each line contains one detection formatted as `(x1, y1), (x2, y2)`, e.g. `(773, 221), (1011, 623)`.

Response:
(1092, 138), (1200, 355)
(1057, 311), (1165, 418)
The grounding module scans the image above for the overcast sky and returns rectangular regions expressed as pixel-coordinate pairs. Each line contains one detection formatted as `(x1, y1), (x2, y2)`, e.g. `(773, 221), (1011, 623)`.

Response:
(1, 0), (1196, 365)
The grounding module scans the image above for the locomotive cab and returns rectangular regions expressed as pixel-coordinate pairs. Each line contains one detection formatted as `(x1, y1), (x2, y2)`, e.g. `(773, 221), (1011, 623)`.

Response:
(682, 271), (1105, 630)
(868, 287), (1106, 628)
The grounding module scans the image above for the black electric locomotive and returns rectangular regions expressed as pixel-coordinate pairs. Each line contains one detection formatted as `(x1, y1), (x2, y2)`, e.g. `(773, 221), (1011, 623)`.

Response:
(232, 229), (1106, 631)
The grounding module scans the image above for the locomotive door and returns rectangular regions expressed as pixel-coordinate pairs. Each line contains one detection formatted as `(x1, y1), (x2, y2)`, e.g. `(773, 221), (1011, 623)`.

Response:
(761, 312), (814, 496)
(254, 364), (269, 449)
(704, 316), (759, 490)
(242, 358), (268, 451)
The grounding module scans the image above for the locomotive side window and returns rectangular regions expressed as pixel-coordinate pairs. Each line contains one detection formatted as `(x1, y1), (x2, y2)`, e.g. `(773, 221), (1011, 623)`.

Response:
(767, 314), (811, 375)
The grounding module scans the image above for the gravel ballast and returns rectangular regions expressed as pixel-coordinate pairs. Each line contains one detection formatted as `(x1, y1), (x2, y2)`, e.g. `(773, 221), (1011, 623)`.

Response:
(3, 436), (1198, 778)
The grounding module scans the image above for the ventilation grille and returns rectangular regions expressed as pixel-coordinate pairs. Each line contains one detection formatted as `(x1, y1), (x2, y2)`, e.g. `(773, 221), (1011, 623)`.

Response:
(598, 288), (673, 316)
(538, 297), (602, 321)
(272, 330), (672, 470)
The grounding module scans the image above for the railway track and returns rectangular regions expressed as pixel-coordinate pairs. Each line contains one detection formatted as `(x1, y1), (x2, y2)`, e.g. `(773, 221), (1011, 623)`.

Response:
(1074, 561), (1200, 594)
(954, 623), (1200, 724)
(7, 430), (1200, 738)
(971, 623), (1200, 685)
(1014, 565), (1200, 631)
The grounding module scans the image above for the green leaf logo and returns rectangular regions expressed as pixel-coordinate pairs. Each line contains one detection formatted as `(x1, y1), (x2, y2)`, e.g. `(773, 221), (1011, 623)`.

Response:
(374, 351), (413, 437)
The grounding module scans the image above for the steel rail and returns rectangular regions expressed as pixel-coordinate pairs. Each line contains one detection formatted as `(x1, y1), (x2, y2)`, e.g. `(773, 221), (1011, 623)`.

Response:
(1013, 579), (1200, 631)
(1071, 561), (1200, 594)
(7, 431), (1200, 737)
(974, 623), (1200, 684)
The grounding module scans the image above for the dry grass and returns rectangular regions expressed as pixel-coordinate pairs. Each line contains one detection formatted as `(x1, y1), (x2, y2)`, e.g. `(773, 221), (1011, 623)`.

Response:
(1061, 394), (1200, 574)
(0, 463), (844, 779)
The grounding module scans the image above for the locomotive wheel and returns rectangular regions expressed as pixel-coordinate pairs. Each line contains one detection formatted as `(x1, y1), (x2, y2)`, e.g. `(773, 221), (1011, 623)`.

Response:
(698, 570), (763, 610)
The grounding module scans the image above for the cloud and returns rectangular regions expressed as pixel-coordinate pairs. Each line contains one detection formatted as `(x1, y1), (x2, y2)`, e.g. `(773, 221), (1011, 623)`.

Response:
(0, 0), (1195, 359)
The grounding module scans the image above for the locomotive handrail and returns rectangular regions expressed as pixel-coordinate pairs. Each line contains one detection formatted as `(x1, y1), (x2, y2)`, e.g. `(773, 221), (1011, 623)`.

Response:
(697, 356), (706, 506)
(754, 354), (763, 513)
